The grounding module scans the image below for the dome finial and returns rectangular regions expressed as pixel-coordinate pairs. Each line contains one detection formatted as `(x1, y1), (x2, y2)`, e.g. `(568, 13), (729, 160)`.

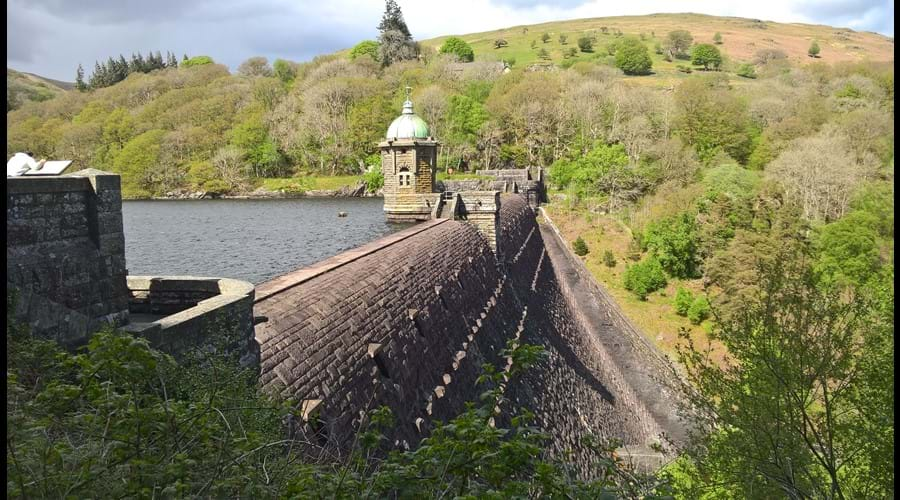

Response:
(402, 86), (414, 115)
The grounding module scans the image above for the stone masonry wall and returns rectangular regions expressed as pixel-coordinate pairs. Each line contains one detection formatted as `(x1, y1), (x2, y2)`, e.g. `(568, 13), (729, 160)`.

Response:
(124, 276), (259, 369)
(254, 193), (683, 471)
(7, 169), (129, 346)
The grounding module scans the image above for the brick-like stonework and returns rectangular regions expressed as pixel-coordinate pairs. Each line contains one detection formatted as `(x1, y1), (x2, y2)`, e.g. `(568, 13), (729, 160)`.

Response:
(124, 276), (258, 368)
(381, 140), (438, 221)
(7, 169), (129, 346)
(255, 194), (686, 471)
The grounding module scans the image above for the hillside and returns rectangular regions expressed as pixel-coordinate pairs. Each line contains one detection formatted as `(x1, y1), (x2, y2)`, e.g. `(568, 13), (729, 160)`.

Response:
(7, 68), (71, 111)
(421, 13), (893, 80)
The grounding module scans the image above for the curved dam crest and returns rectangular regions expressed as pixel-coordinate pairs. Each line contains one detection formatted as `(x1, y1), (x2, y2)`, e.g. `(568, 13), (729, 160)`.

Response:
(254, 194), (686, 469)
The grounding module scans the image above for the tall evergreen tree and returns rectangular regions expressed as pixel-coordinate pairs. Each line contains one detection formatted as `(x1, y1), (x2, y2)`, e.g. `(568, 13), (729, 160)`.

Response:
(377, 0), (412, 40)
(75, 64), (88, 91)
(89, 61), (103, 88)
(183, 53), (189, 62)
(131, 52), (144, 73)
(117, 55), (130, 80)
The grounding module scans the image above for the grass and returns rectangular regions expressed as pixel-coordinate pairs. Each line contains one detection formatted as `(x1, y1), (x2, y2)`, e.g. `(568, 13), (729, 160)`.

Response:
(544, 203), (728, 367)
(418, 13), (892, 83)
(259, 175), (363, 192)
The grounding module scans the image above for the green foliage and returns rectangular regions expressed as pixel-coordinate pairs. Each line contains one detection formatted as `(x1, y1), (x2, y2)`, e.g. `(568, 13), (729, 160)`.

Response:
(834, 82), (863, 99)
(813, 211), (882, 287)
(675, 254), (894, 498)
(363, 164), (384, 193)
(577, 36), (594, 52)
(573, 236), (589, 256)
(643, 212), (700, 278)
(808, 39), (821, 57)
(691, 44), (722, 70)
(686, 295), (710, 324)
(494, 38), (508, 49)
(603, 250), (616, 267)
(439, 37), (475, 62)
(665, 30), (694, 59)
(549, 142), (634, 202)
(182, 55), (215, 67)
(112, 129), (166, 197)
(559, 34), (568, 45)
(849, 182), (893, 238)
(350, 40), (381, 61)
(537, 48), (551, 60)
(713, 32), (723, 44)
(6, 301), (669, 498)
(674, 287), (694, 316)
(675, 76), (753, 164)
(623, 256), (667, 300)
(735, 63), (756, 78)
(676, 64), (692, 73)
(447, 94), (488, 145)
(228, 112), (283, 177)
(272, 59), (298, 83)
(614, 38), (653, 75)
(541, 33), (551, 43)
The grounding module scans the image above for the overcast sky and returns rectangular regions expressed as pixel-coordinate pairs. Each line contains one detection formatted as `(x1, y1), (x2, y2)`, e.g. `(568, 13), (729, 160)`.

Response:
(7, 0), (894, 81)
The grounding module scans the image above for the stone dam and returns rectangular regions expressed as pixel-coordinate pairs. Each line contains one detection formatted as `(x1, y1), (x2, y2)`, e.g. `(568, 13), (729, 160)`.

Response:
(254, 194), (686, 469)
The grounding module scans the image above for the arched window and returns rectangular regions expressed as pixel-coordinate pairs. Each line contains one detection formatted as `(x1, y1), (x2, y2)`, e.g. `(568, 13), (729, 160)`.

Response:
(398, 167), (412, 187)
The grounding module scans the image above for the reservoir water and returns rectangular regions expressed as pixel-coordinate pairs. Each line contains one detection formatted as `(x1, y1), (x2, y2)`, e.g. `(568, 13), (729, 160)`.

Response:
(122, 198), (413, 284)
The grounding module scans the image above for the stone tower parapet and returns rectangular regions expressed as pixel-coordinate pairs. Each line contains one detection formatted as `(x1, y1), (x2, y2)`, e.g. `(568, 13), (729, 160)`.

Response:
(7, 169), (129, 346)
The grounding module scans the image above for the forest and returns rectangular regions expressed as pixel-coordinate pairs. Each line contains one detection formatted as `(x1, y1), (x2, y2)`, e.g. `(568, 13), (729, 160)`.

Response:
(6, 3), (894, 498)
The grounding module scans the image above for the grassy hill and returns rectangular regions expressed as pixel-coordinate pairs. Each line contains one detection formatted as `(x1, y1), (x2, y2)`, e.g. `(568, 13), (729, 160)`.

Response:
(420, 13), (893, 83)
(7, 68), (72, 111)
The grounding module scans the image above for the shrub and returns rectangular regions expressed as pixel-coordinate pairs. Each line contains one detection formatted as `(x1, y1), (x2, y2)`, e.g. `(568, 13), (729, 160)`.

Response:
(537, 48), (551, 60)
(808, 40), (821, 58)
(439, 37), (475, 62)
(181, 55), (214, 67)
(642, 212), (700, 279)
(494, 39), (508, 49)
(363, 164), (384, 193)
(573, 236), (589, 256)
(614, 38), (653, 75)
(691, 44), (722, 70)
(577, 37), (594, 52)
(541, 33), (551, 43)
(603, 250), (616, 267)
(350, 40), (380, 61)
(623, 257), (667, 300)
(736, 63), (757, 79)
(687, 295), (710, 324)
(713, 32), (723, 45)
(676, 65), (693, 73)
(674, 287), (694, 316)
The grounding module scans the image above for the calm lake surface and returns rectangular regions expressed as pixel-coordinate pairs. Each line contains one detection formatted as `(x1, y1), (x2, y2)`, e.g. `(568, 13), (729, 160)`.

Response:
(122, 198), (413, 284)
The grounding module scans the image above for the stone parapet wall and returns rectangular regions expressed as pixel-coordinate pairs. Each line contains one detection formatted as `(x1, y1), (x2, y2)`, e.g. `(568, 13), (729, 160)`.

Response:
(124, 276), (258, 368)
(456, 191), (500, 253)
(7, 169), (129, 346)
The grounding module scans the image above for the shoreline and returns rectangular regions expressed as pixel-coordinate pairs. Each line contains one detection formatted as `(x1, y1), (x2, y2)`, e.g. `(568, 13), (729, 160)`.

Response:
(129, 187), (384, 201)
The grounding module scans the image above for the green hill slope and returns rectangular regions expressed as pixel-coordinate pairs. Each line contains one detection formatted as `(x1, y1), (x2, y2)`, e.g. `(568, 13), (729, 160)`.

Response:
(7, 68), (71, 111)
(420, 13), (893, 76)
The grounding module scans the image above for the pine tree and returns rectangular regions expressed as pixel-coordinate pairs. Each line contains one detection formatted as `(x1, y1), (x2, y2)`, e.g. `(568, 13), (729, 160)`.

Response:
(154, 51), (164, 69)
(89, 61), (103, 88)
(75, 64), (88, 91)
(118, 55), (129, 80)
(183, 54), (189, 62)
(377, 0), (411, 40)
(129, 53), (137, 73)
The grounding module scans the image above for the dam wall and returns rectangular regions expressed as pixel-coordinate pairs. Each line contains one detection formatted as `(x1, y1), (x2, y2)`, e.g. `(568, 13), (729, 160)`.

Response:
(254, 194), (683, 466)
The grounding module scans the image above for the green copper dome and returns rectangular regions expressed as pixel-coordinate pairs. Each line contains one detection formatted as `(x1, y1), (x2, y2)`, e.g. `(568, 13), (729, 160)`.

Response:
(386, 98), (430, 140)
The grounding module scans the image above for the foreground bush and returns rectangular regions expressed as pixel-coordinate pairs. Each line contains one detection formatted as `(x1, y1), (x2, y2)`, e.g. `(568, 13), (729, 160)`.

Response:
(6, 295), (669, 497)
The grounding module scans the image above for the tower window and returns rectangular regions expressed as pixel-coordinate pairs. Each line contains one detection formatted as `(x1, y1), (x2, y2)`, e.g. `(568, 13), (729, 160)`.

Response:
(398, 168), (412, 187)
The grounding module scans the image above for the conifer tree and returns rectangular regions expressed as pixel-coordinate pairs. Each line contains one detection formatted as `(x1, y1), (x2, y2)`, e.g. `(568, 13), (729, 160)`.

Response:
(75, 64), (88, 91)
(377, 0), (411, 40)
